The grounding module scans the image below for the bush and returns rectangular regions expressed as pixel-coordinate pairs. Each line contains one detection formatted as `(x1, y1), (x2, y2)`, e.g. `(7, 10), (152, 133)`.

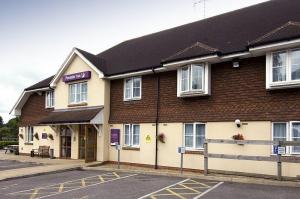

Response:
(0, 141), (19, 149)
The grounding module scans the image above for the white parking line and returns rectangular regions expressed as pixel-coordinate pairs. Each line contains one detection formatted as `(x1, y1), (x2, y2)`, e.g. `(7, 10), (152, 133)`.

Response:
(193, 182), (224, 199)
(137, 178), (190, 199)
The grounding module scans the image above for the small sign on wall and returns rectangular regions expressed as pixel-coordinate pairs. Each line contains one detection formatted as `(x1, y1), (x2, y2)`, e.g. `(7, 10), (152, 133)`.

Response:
(145, 135), (151, 144)
(110, 129), (120, 145)
(42, 133), (48, 139)
(63, 71), (91, 83)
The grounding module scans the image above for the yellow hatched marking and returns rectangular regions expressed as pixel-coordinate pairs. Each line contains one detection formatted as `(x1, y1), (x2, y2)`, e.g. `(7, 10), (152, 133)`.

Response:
(98, 176), (104, 182)
(150, 195), (157, 199)
(29, 189), (39, 199)
(81, 179), (86, 187)
(113, 172), (120, 178)
(184, 179), (211, 188)
(179, 183), (201, 193)
(166, 188), (186, 199)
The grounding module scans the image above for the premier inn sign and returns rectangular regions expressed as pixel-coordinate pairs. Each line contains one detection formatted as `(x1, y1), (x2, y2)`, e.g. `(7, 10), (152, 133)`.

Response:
(63, 71), (91, 83)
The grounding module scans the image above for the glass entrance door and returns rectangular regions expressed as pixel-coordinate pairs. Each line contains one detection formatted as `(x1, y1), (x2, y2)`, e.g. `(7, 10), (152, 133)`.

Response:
(85, 125), (97, 163)
(60, 126), (71, 159)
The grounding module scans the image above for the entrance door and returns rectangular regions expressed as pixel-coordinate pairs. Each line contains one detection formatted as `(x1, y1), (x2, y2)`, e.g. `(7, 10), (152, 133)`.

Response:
(85, 125), (97, 163)
(60, 126), (72, 159)
(79, 125), (85, 159)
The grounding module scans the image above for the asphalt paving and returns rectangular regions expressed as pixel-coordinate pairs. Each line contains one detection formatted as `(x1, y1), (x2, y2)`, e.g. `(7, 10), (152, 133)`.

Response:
(0, 159), (43, 171)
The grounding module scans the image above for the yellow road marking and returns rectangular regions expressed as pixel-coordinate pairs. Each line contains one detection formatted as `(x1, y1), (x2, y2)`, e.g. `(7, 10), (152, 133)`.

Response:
(150, 195), (157, 199)
(113, 172), (120, 178)
(179, 183), (201, 193)
(185, 179), (211, 188)
(29, 189), (39, 199)
(81, 179), (86, 187)
(166, 188), (186, 199)
(98, 175), (104, 182)
(58, 183), (64, 192)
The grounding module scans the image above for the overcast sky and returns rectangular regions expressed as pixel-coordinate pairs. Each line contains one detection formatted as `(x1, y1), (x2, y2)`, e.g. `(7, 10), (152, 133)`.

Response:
(0, 0), (269, 122)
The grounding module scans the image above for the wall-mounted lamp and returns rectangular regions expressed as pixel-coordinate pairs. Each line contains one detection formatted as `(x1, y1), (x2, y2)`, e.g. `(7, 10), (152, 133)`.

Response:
(235, 119), (241, 128)
(232, 59), (240, 68)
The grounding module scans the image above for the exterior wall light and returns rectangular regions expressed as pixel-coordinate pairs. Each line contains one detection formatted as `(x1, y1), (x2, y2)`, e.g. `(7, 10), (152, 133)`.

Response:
(235, 119), (241, 128)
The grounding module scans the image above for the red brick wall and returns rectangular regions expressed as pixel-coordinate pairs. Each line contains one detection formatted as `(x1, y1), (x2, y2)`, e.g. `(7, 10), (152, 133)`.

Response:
(19, 92), (53, 126)
(109, 56), (300, 123)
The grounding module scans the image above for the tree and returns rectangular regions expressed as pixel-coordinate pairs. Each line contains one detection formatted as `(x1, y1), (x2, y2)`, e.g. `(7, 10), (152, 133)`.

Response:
(0, 116), (3, 127)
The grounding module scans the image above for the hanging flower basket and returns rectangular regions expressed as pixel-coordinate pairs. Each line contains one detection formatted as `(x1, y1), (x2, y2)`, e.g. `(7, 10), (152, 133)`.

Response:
(48, 133), (54, 140)
(34, 133), (39, 140)
(18, 134), (24, 139)
(232, 133), (244, 145)
(157, 133), (166, 143)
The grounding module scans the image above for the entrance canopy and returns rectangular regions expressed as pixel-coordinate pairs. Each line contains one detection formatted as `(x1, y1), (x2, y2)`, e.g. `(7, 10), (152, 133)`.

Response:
(39, 106), (104, 125)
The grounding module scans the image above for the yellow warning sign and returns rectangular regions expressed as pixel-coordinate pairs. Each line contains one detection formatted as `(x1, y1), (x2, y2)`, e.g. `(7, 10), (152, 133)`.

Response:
(145, 135), (151, 143)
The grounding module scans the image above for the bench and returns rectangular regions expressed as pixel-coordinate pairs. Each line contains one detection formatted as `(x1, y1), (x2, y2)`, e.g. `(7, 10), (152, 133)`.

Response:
(4, 145), (19, 154)
(32, 146), (50, 158)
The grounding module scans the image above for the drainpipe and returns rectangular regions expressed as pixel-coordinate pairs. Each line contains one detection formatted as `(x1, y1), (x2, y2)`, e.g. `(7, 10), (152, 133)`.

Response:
(152, 67), (160, 169)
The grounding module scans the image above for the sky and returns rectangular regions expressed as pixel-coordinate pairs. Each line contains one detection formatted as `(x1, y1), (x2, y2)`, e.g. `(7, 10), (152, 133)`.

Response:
(0, 0), (269, 122)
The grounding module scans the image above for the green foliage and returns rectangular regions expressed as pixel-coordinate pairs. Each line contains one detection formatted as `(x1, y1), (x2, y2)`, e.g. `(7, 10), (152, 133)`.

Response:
(0, 117), (19, 141)
(0, 116), (3, 127)
(0, 141), (18, 149)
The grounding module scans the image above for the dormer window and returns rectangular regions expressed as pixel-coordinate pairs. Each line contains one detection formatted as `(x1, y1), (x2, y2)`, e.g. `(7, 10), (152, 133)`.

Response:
(45, 91), (55, 108)
(267, 48), (300, 89)
(177, 63), (210, 97)
(124, 77), (142, 101)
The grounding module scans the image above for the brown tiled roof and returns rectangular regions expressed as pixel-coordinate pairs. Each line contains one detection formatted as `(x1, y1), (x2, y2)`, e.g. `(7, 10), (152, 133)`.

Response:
(39, 107), (103, 124)
(95, 0), (300, 75)
(25, 75), (54, 91)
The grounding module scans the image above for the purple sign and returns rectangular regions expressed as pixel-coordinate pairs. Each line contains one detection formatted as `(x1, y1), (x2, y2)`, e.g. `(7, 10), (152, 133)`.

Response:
(63, 71), (91, 83)
(42, 133), (47, 139)
(110, 129), (120, 145)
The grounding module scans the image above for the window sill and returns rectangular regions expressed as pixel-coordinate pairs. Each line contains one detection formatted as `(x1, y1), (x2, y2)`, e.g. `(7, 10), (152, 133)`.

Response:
(268, 81), (300, 90)
(178, 91), (209, 98)
(123, 98), (141, 102)
(122, 146), (140, 151)
(68, 102), (88, 107)
(24, 143), (33, 145)
(185, 150), (204, 155)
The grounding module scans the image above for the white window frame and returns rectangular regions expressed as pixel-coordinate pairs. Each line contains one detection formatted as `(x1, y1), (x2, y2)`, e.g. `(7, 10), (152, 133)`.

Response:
(45, 90), (55, 108)
(123, 124), (140, 147)
(68, 82), (88, 104)
(271, 121), (300, 155)
(183, 122), (206, 150)
(25, 126), (34, 143)
(177, 63), (210, 97)
(266, 48), (300, 89)
(123, 77), (142, 101)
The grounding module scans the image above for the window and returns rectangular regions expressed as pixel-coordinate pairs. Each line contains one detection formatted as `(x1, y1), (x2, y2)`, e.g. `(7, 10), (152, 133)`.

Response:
(177, 64), (210, 97)
(69, 82), (87, 104)
(45, 91), (55, 108)
(124, 77), (141, 100)
(272, 122), (300, 155)
(124, 124), (140, 147)
(184, 123), (205, 150)
(25, 126), (34, 143)
(267, 49), (300, 88)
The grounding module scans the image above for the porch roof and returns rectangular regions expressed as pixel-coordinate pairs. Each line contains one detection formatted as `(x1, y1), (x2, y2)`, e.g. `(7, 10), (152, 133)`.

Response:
(39, 106), (103, 125)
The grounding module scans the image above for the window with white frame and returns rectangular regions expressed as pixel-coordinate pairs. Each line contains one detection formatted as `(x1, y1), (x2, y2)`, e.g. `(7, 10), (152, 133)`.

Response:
(124, 124), (140, 147)
(124, 77), (141, 100)
(184, 123), (205, 150)
(69, 82), (87, 104)
(177, 64), (210, 97)
(45, 91), (55, 108)
(272, 122), (300, 154)
(25, 126), (34, 143)
(267, 49), (300, 88)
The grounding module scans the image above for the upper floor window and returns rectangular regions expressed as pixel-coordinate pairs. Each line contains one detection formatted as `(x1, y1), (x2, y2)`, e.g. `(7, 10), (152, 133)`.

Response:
(124, 77), (141, 101)
(267, 49), (300, 89)
(45, 91), (55, 108)
(272, 122), (300, 155)
(177, 64), (210, 97)
(124, 124), (140, 147)
(25, 126), (34, 143)
(69, 82), (87, 104)
(184, 123), (206, 150)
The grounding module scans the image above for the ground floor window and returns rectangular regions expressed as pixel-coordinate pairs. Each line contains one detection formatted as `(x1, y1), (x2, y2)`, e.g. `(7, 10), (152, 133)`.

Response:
(272, 122), (300, 154)
(25, 126), (34, 143)
(124, 124), (140, 147)
(184, 123), (205, 150)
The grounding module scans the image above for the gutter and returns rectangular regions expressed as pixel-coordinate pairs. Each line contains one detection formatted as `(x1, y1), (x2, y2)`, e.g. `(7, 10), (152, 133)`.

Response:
(152, 67), (160, 169)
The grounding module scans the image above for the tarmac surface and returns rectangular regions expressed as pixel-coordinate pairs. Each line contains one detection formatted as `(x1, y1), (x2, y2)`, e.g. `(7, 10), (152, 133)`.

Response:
(0, 159), (43, 171)
(0, 169), (299, 199)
